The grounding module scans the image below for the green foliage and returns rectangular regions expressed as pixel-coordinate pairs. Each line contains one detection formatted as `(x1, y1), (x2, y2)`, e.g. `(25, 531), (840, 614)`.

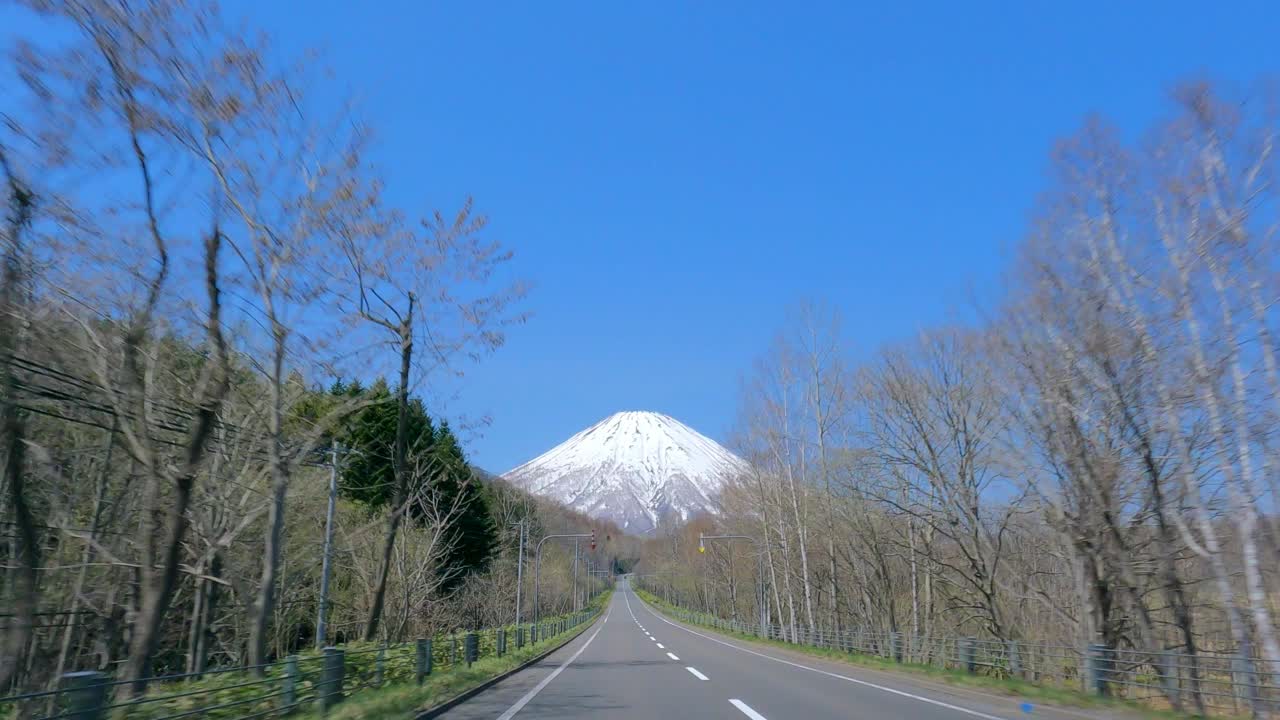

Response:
(329, 378), (433, 509)
(328, 379), (496, 588)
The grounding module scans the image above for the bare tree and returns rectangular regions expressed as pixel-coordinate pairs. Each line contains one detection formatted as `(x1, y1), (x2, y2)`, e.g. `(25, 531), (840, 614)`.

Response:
(858, 331), (1022, 640)
(14, 0), (235, 688)
(193, 35), (378, 669)
(338, 200), (526, 640)
(0, 141), (38, 693)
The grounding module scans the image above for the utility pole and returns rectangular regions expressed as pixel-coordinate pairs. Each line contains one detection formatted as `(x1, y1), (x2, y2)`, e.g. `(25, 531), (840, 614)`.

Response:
(512, 520), (526, 626)
(315, 443), (342, 649)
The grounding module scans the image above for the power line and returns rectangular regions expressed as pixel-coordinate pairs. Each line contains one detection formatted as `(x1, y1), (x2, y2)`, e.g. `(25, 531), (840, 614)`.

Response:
(11, 354), (339, 461)
(11, 379), (332, 469)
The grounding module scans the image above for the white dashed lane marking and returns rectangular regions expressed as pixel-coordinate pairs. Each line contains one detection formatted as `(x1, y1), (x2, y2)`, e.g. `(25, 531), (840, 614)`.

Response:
(730, 699), (768, 720)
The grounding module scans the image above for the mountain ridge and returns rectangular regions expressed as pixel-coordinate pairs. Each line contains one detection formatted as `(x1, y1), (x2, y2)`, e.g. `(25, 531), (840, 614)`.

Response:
(502, 411), (747, 535)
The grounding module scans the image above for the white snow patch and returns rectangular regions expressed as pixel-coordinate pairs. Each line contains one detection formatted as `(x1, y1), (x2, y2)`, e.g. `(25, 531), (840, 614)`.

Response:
(502, 411), (747, 535)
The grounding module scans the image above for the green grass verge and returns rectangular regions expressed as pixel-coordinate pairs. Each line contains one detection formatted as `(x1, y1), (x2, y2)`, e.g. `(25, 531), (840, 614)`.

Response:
(296, 591), (612, 720)
(633, 590), (1221, 720)
(0, 593), (611, 720)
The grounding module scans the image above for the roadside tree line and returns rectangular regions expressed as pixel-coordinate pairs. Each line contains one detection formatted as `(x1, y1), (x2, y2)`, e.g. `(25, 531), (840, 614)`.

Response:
(0, 0), (615, 700)
(641, 81), (1280, 717)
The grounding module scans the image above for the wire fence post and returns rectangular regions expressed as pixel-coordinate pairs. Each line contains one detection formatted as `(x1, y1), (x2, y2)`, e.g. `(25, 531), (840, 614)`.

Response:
(1087, 643), (1112, 697)
(62, 671), (107, 720)
(320, 647), (345, 712)
(1230, 653), (1261, 715)
(375, 645), (386, 687)
(517, 626), (525, 649)
(450, 635), (458, 668)
(890, 632), (903, 662)
(465, 633), (478, 667)
(416, 639), (432, 684)
(960, 638), (976, 673)
(497, 628), (507, 657)
(1007, 640), (1022, 679)
(281, 655), (299, 714)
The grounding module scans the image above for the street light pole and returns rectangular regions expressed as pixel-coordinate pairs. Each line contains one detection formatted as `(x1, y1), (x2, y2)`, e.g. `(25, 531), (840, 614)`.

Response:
(533, 533), (592, 625)
(700, 534), (767, 637)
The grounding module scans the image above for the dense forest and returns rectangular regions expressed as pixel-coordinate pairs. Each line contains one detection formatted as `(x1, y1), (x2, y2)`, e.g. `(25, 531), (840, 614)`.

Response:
(637, 84), (1280, 716)
(0, 0), (633, 699)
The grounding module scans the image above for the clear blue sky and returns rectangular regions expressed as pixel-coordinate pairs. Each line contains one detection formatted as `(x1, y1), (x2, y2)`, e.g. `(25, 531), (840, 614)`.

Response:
(9, 2), (1278, 473)
(243, 0), (1275, 474)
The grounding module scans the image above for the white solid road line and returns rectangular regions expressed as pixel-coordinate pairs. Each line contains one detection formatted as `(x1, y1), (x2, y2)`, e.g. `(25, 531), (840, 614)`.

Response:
(686, 667), (709, 681)
(666, 652), (680, 661)
(634, 592), (1009, 720)
(622, 592), (644, 626)
(495, 608), (610, 720)
(730, 699), (768, 720)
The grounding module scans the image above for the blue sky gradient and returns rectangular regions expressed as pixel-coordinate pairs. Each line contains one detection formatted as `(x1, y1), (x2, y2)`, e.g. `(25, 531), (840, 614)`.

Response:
(6, 1), (1276, 472)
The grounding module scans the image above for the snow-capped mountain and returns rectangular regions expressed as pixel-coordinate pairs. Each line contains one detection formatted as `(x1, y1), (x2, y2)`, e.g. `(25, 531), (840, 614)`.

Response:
(502, 411), (748, 535)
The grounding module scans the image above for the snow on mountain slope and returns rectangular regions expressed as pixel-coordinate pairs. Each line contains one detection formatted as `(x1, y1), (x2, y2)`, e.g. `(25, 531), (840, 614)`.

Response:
(502, 411), (748, 535)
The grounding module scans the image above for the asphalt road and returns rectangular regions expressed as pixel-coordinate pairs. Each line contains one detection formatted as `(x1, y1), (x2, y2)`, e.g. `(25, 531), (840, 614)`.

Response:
(437, 580), (1124, 720)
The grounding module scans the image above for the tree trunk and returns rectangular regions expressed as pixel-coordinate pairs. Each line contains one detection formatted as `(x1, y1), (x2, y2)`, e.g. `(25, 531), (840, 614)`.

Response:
(908, 514), (920, 641)
(0, 392), (34, 694)
(248, 323), (288, 669)
(366, 303), (414, 641)
(52, 426), (116, 686)
(186, 553), (221, 676)
(785, 463), (815, 632)
(122, 471), (196, 692)
(0, 157), (36, 694)
(121, 229), (226, 694)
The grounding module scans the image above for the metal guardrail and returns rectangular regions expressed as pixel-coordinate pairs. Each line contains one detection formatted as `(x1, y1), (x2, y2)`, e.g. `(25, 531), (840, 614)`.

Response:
(0, 606), (604, 720)
(635, 590), (1280, 718)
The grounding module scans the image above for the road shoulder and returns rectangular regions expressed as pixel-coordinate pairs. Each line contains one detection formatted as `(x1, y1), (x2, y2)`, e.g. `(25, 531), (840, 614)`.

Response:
(426, 612), (610, 719)
(636, 596), (1155, 720)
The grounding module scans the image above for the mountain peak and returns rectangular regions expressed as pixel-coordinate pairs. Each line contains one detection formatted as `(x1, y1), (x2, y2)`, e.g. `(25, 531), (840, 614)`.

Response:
(502, 411), (747, 535)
